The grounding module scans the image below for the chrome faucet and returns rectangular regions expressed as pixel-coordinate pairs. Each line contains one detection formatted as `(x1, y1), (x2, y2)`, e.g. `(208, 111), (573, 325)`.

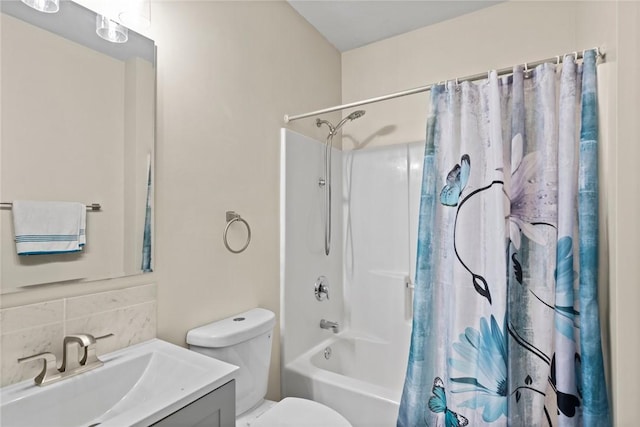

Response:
(320, 319), (339, 333)
(18, 333), (113, 386)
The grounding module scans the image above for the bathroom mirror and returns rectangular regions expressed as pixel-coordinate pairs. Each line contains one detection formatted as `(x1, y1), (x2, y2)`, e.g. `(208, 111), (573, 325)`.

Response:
(0, 0), (156, 293)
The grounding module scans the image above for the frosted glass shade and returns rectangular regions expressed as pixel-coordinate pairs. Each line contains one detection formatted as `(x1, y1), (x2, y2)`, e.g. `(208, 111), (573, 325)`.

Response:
(21, 0), (59, 13)
(96, 15), (128, 44)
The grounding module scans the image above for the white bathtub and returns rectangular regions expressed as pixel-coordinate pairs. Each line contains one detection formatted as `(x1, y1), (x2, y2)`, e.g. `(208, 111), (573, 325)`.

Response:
(283, 334), (406, 427)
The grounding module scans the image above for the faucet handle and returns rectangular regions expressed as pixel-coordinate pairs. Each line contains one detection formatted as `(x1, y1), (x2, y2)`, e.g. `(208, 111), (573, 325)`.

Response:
(95, 333), (115, 341)
(18, 352), (60, 385)
(82, 333), (114, 366)
(315, 276), (330, 301)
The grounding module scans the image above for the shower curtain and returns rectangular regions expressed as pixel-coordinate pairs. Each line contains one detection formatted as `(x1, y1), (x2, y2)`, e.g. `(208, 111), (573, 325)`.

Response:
(398, 49), (609, 427)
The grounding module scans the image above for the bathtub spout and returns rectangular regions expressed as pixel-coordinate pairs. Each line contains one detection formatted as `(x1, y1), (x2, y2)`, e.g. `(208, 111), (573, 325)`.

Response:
(320, 319), (339, 333)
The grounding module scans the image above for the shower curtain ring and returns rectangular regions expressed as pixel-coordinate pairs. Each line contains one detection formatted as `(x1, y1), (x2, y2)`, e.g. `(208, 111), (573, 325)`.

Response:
(574, 51), (578, 61)
(556, 55), (561, 65)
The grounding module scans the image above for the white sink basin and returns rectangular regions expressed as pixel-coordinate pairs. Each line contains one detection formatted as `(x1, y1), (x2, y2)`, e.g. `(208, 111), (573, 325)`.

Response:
(1, 339), (238, 427)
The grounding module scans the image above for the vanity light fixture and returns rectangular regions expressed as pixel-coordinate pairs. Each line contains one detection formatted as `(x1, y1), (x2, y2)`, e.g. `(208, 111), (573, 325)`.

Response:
(96, 14), (128, 43)
(118, 0), (151, 29)
(20, 0), (59, 13)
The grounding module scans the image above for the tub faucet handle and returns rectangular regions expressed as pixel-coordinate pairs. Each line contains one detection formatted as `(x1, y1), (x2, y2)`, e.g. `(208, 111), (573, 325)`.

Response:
(315, 276), (329, 301)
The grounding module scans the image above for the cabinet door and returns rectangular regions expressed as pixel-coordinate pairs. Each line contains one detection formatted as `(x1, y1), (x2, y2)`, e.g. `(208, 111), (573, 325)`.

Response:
(152, 380), (235, 427)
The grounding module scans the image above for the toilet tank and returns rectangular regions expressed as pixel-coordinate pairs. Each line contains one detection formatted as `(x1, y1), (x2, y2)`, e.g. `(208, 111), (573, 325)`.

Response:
(186, 308), (276, 416)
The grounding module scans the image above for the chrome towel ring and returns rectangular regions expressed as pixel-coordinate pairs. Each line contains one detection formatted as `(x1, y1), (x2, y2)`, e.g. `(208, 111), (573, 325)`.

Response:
(223, 211), (251, 254)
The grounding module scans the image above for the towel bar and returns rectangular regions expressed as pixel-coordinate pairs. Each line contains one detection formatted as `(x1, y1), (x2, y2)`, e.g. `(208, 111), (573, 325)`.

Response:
(1, 202), (101, 211)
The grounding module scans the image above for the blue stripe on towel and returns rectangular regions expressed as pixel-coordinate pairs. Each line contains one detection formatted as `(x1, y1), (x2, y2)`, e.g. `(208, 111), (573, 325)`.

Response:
(19, 249), (83, 255)
(16, 235), (79, 242)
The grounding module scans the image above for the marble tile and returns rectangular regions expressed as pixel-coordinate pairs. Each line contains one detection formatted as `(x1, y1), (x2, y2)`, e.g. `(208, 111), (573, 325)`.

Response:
(64, 301), (157, 355)
(1, 323), (64, 387)
(0, 300), (64, 333)
(1, 284), (157, 387)
(65, 284), (156, 320)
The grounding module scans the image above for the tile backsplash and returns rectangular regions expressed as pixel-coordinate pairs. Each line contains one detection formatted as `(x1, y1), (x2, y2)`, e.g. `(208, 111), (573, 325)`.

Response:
(0, 284), (156, 387)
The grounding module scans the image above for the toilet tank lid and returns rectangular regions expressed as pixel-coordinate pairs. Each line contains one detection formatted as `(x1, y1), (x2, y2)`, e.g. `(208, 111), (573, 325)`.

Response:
(186, 308), (276, 348)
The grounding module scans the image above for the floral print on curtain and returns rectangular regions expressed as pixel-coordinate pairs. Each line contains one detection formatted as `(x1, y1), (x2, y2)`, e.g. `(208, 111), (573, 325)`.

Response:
(398, 49), (609, 427)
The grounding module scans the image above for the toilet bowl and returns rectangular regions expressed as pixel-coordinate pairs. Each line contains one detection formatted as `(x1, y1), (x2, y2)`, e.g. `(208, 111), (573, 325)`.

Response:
(187, 308), (352, 427)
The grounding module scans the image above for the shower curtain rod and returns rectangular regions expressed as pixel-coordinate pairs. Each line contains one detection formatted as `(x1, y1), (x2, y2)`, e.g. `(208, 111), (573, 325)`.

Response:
(284, 47), (604, 123)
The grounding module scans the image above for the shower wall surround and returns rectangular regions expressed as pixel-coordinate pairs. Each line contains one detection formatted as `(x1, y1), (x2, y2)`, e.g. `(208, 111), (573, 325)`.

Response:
(281, 129), (425, 424)
(342, 142), (423, 353)
(280, 129), (344, 366)
(0, 284), (156, 386)
(280, 127), (424, 381)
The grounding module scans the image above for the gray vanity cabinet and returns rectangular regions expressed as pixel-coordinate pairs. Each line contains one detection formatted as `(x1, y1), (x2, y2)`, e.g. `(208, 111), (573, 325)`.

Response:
(152, 380), (235, 427)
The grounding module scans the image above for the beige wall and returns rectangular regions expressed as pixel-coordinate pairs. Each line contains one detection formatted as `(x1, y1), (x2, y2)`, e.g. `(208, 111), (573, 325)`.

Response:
(1, 0), (340, 400)
(149, 0), (341, 399)
(342, 1), (638, 424)
(342, 1), (581, 149)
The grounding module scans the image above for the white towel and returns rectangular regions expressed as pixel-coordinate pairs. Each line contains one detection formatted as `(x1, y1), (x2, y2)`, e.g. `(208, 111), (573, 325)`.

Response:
(12, 201), (86, 255)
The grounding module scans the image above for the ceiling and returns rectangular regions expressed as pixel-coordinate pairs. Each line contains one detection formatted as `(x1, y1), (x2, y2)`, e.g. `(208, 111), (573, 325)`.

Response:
(288, 1), (502, 52)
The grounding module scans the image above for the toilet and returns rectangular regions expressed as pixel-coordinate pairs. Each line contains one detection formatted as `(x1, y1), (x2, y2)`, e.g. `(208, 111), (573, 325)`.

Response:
(187, 308), (352, 427)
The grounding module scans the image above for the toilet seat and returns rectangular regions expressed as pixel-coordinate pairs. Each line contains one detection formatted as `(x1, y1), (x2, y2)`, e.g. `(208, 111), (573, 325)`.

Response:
(251, 397), (352, 427)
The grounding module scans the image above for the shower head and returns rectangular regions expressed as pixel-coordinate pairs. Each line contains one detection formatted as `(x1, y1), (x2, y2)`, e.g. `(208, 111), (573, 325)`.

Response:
(347, 110), (366, 120)
(334, 110), (366, 133)
(316, 110), (366, 136)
